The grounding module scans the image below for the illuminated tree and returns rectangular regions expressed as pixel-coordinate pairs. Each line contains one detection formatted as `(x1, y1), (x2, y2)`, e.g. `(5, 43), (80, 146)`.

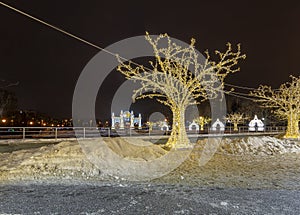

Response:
(226, 112), (248, 131)
(194, 116), (211, 131)
(250, 76), (300, 138)
(146, 121), (154, 131)
(117, 33), (245, 148)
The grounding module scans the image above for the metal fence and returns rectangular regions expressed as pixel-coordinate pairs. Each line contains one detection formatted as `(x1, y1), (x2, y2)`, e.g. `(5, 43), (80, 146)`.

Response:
(0, 126), (286, 140)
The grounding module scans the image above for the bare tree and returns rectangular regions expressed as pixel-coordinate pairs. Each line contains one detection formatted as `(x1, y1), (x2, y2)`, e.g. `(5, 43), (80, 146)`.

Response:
(0, 95), (9, 117)
(117, 33), (245, 148)
(250, 75), (300, 138)
(146, 121), (154, 131)
(0, 80), (18, 118)
(194, 116), (211, 131)
(226, 112), (248, 131)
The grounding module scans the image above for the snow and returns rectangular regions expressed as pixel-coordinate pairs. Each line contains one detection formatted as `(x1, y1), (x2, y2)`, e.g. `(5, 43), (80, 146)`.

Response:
(219, 136), (300, 156)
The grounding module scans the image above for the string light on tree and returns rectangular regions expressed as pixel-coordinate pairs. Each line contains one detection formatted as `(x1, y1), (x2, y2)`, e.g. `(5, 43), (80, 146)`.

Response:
(225, 112), (248, 132)
(250, 75), (300, 139)
(117, 32), (245, 148)
(194, 116), (211, 131)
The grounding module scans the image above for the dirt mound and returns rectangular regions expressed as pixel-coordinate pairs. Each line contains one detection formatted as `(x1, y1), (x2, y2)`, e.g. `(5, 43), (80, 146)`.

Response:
(78, 138), (190, 181)
(2, 136), (300, 187)
(105, 137), (167, 161)
(217, 136), (300, 156)
(0, 138), (169, 182)
(0, 141), (101, 182)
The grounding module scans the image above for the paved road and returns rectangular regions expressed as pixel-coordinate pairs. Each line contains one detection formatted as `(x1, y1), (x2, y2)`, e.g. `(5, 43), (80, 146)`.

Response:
(1, 183), (300, 214)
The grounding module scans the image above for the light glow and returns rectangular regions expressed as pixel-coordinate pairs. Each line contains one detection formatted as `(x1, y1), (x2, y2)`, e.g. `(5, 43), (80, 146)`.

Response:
(117, 33), (245, 148)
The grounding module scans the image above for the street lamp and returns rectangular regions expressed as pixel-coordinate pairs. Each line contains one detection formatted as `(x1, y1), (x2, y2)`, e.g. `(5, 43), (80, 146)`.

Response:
(262, 117), (266, 131)
(227, 120), (231, 133)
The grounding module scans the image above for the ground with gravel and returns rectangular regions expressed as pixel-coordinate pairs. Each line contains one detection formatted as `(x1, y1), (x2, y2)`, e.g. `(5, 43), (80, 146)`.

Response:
(1, 136), (300, 214)
(1, 183), (300, 214)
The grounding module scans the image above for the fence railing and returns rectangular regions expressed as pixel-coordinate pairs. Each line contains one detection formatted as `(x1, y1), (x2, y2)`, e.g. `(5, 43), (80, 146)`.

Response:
(0, 126), (286, 140)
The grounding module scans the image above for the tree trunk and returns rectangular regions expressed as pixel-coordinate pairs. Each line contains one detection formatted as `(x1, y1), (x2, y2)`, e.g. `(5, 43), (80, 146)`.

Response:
(166, 106), (190, 148)
(233, 123), (238, 131)
(284, 112), (299, 138)
(200, 123), (204, 131)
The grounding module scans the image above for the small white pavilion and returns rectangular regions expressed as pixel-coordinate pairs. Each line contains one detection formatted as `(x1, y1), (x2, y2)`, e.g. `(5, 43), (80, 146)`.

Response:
(248, 115), (264, 131)
(188, 121), (200, 131)
(211, 118), (225, 131)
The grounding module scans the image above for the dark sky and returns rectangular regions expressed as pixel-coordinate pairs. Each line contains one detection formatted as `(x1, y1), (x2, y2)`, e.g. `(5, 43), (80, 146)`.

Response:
(1, 0), (300, 119)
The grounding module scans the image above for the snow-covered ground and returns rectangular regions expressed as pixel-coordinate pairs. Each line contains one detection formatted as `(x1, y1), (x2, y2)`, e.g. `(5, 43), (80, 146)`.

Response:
(219, 136), (300, 155)
(1, 136), (300, 189)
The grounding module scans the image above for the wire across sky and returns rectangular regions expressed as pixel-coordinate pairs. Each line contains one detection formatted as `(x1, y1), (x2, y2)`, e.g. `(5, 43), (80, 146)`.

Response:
(0, 1), (261, 102)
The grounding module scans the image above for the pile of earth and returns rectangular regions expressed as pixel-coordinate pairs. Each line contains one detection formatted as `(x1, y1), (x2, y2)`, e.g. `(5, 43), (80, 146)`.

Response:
(1, 136), (300, 188)
(0, 138), (168, 182)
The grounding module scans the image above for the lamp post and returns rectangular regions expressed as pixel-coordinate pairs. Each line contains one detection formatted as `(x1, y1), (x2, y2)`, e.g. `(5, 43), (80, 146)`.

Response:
(262, 117), (265, 131)
(227, 120), (231, 133)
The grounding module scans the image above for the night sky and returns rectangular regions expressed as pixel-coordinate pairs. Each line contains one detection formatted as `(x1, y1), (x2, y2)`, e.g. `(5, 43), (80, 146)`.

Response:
(1, 0), (300, 120)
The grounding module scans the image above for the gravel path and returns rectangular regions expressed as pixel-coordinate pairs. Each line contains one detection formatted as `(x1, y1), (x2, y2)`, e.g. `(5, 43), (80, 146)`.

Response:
(1, 183), (300, 214)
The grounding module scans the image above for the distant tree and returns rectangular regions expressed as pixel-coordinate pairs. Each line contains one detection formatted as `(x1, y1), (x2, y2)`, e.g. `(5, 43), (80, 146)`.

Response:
(0, 80), (18, 118)
(227, 97), (241, 113)
(250, 75), (300, 138)
(225, 112), (248, 131)
(0, 92), (9, 117)
(117, 33), (245, 148)
(226, 97), (260, 117)
(146, 121), (154, 131)
(0, 90), (18, 118)
(194, 116), (211, 131)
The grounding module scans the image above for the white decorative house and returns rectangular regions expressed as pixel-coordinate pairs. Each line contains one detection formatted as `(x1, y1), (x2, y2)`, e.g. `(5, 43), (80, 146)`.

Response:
(211, 118), (225, 131)
(111, 110), (142, 129)
(248, 115), (264, 131)
(188, 121), (200, 131)
(160, 121), (170, 131)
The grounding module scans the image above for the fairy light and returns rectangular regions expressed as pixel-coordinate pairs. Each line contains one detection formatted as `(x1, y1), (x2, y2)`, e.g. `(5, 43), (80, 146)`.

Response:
(225, 113), (248, 131)
(117, 33), (245, 148)
(194, 116), (211, 131)
(5, 1), (280, 139)
(250, 75), (300, 139)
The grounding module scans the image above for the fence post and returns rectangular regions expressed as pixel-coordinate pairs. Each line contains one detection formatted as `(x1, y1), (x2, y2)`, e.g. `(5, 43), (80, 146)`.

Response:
(23, 127), (25, 140)
(108, 128), (110, 137)
(55, 128), (58, 140)
(83, 127), (86, 139)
